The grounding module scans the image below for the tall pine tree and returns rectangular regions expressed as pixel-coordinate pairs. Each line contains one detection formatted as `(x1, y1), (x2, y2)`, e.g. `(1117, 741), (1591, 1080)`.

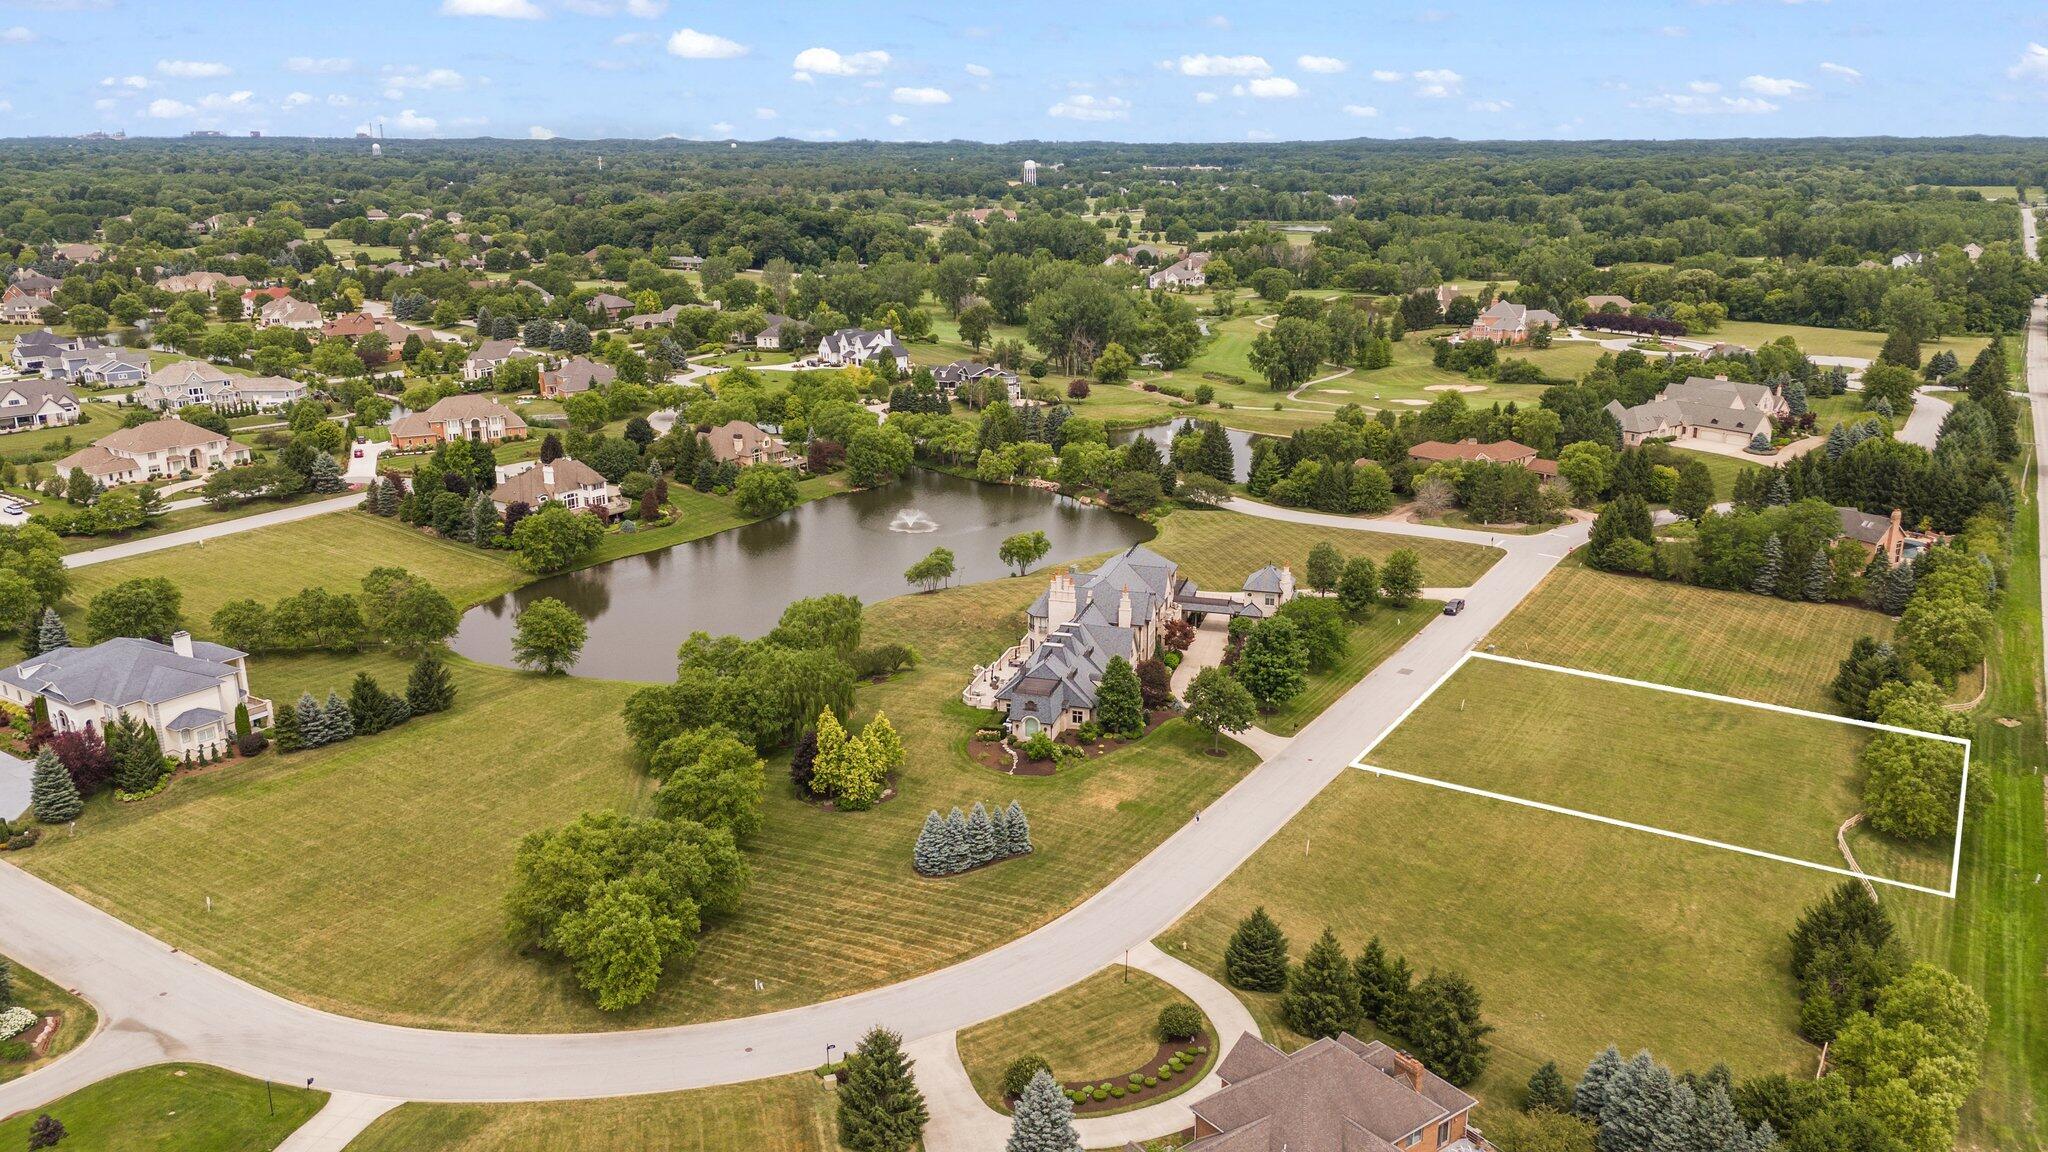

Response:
(1006, 1068), (1081, 1152)
(837, 1027), (928, 1152)
(965, 801), (997, 865)
(1223, 906), (1289, 992)
(1281, 926), (1360, 1039)
(1004, 800), (1031, 855)
(30, 747), (81, 823)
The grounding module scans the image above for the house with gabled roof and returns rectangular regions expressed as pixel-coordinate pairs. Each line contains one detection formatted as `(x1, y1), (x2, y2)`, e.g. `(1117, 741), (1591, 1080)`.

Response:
(751, 313), (795, 350)
(1605, 375), (1788, 449)
(1129, 1032), (1491, 1152)
(0, 293), (53, 324)
(491, 458), (623, 519)
(390, 395), (528, 450)
(1148, 252), (1211, 290)
(625, 304), (683, 331)
(931, 359), (1019, 398)
(257, 296), (323, 330)
(8, 330), (99, 374)
(539, 356), (617, 399)
(463, 338), (530, 382)
(1462, 300), (1562, 345)
(52, 417), (253, 485)
(0, 379), (81, 433)
(702, 420), (793, 468)
(585, 292), (634, 323)
(817, 327), (910, 372)
(1837, 507), (1938, 568)
(0, 631), (271, 758)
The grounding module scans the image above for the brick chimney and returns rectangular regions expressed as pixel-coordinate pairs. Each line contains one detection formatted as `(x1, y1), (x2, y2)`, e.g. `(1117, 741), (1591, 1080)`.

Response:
(1392, 1051), (1425, 1094)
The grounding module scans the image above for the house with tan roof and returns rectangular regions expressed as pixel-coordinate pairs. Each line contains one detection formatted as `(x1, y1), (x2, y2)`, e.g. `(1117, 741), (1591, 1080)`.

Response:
(0, 294), (52, 324)
(52, 417), (252, 485)
(463, 338), (529, 382)
(241, 286), (291, 317)
(390, 395), (528, 451)
(539, 357), (617, 399)
(257, 296), (323, 330)
(0, 379), (82, 433)
(1605, 375), (1787, 449)
(1462, 300), (1562, 345)
(1136, 1032), (1491, 1152)
(491, 458), (623, 519)
(702, 420), (793, 468)
(625, 304), (683, 331)
(1583, 294), (1634, 313)
(585, 293), (634, 323)
(155, 271), (250, 296)
(50, 242), (103, 264)
(1406, 438), (1558, 479)
(1148, 252), (1211, 290)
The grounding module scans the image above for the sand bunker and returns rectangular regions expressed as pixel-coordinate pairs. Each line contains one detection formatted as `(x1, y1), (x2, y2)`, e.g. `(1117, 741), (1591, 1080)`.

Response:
(1424, 384), (1488, 393)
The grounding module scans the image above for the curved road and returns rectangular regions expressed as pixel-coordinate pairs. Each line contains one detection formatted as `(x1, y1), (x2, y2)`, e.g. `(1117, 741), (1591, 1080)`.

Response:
(0, 498), (1583, 1122)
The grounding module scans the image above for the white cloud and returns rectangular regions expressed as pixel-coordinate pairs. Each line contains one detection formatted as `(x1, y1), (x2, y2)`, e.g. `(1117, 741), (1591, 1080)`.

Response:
(1819, 62), (1861, 80)
(1175, 53), (1268, 77)
(708, 121), (734, 135)
(197, 90), (253, 110)
(965, 63), (991, 78)
(100, 74), (149, 89)
(146, 97), (194, 118)
(892, 85), (951, 105)
(1297, 55), (1345, 74)
(1245, 128), (1276, 140)
(1048, 93), (1129, 121)
(754, 106), (776, 119)
(1370, 70), (1403, 82)
(1194, 91), (1218, 104)
(802, 128), (838, 140)
(791, 47), (889, 77)
(1205, 14), (1230, 28)
(283, 91), (313, 108)
(667, 28), (746, 59)
(2011, 43), (2048, 82)
(1688, 81), (1721, 94)
(1411, 68), (1462, 97)
(286, 56), (352, 74)
(382, 67), (467, 99)
(157, 59), (230, 79)
(93, 97), (113, 111)
(1234, 77), (1300, 98)
(887, 113), (908, 126)
(393, 108), (439, 133)
(1468, 98), (1512, 113)
(0, 26), (36, 43)
(439, 0), (541, 18)
(1633, 92), (1778, 115)
(562, 0), (664, 13)
(1722, 96), (1778, 113)
(1342, 104), (1378, 117)
(529, 125), (556, 138)
(1741, 74), (1808, 96)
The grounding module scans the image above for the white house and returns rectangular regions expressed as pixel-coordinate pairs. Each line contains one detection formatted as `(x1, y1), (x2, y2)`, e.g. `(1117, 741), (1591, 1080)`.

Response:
(816, 327), (910, 372)
(1148, 252), (1210, 290)
(257, 297), (324, 330)
(0, 632), (271, 758)
(0, 380), (81, 434)
(463, 338), (529, 383)
(491, 458), (623, 519)
(51, 417), (253, 485)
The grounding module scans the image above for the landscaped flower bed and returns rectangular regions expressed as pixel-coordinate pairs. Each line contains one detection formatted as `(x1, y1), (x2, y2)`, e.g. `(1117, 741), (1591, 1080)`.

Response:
(1058, 1033), (1212, 1114)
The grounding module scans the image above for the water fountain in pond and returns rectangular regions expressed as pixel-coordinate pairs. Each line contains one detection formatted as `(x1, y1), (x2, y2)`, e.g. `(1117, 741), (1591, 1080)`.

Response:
(889, 508), (940, 533)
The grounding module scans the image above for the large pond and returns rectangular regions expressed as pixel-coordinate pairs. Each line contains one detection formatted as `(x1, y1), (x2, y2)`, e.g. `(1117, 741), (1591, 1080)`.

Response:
(451, 470), (1154, 681)
(1112, 421), (1259, 483)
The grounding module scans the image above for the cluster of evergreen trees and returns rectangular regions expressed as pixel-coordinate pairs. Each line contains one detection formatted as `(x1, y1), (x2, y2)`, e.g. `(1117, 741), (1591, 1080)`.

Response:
(1222, 908), (1492, 1087)
(274, 652), (455, 753)
(1569, 1049), (1776, 1152)
(911, 800), (1031, 876)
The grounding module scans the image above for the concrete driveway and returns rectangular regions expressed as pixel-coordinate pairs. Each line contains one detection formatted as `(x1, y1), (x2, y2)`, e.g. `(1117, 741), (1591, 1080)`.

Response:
(0, 751), (28, 822)
(1170, 614), (1230, 698)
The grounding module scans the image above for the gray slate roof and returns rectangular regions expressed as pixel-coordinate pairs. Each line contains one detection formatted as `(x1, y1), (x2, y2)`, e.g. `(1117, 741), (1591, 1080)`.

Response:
(0, 636), (245, 709)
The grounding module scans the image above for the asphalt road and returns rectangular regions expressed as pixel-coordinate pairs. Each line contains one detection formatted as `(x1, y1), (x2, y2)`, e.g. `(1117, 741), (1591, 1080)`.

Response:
(0, 498), (1583, 1118)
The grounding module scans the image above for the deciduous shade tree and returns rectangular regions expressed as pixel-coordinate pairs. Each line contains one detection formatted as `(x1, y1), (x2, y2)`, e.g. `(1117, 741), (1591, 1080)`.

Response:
(1283, 926), (1361, 1039)
(904, 547), (957, 592)
(30, 748), (81, 823)
(1223, 906), (1289, 992)
(732, 462), (801, 517)
(1236, 617), (1307, 710)
(1007, 1068), (1081, 1152)
(505, 810), (746, 1011)
(838, 1026), (929, 1152)
(1305, 541), (1343, 595)
(1183, 666), (1256, 753)
(1337, 556), (1380, 620)
(650, 730), (766, 843)
(998, 530), (1052, 575)
(509, 504), (605, 574)
(1378, 549), (1422, 607)
(84, 576), (182, 643)
(511, 597), (588, 674)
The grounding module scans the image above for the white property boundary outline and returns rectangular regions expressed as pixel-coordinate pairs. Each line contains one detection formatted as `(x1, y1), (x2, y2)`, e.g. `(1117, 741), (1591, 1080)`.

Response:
(1349, 650), (1970, 899)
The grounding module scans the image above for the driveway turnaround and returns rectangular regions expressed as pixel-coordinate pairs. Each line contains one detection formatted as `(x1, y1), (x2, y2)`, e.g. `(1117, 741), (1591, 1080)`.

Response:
(0, 500), (1587, 1125)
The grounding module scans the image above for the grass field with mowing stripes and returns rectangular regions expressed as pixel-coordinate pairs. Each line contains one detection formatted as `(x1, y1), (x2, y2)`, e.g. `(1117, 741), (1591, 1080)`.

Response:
(0, 1064), (324, 1152)
(345, 1075), (839, 1152)
(956, 966), (1210, 1111)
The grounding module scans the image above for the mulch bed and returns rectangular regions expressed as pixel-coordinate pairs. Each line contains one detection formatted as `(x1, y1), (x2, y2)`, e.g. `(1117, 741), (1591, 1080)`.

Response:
(968, 711), (1174, 776)
(1048, 1031), (1214, 1115)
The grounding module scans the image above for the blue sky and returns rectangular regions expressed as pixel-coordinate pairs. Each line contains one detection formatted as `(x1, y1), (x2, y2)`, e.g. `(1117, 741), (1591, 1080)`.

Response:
(3, 0), (2048, 142)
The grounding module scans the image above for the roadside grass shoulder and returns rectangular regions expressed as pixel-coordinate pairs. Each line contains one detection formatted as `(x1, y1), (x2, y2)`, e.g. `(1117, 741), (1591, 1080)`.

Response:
(344, 1075), (838, 1152)
(0, 1063), (325, 1152)
(0, 954), (96, 1085)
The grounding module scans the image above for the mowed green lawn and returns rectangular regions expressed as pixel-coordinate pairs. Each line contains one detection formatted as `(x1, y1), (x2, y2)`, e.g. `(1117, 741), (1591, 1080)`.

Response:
(0, 1064), (325, 1152)
(956, 966), (1210, 1110)
(1150, 505), (1502, 589)
(0, 954), (96, 1085)
(345, 1075), (839, 1152)
(1484, 557), (1893, 711)
(1262, 602), (1440, 736)
(64, 511), (527, 629)
(1710, 320), (1995, 363)
(0, 401), (126, 463)
(1368, 657), (1951, 891)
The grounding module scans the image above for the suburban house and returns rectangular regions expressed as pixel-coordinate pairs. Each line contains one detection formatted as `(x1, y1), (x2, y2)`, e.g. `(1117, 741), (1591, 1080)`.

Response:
(1407, 438), (1558, 479)
(49, 242), (103, 264)
(228, 376), (312, 411)
(1605, 376), (1788, 449)
(667, 254), (705, 271)
(390, 395), (528, 450)
(817, 327), (911, 373)
(1462, 300), (1563, 344)
(625, 304), (683, 331)
(932, 359), (1020, 399)
(1583, 294), (1633, 313)
(139, 361), (237, 409)
(1890, 251), (1925, 269)
(585, 293), (634, 323)
(0, 294), (52, 324)
(752, 313), (795, 350)
(257, 296), (324, 330)
(1963, 242), (1985, 262)
(1124, 1032), (1489, 1152)
(240, 286), (291, 317)
(463, 338), (529, 382)
(970, 546), (1297, 736)
(321, 313), (426, 360)
(0, 380), (82, 433)
(514, 280), (557, 305)
(1837, 507), (1938, 568)
(1148, 252), (1211, 290)
(491, 458), (624, 519)
(539, 357), (617, 398)
(33, 344), (145, 386)
(155, 271), (249, 296)
(8, 330), (100, 374)
(702, 419), (794, 468)
(957, 207), (1019, 225)
(0, 632), (271, 759)
(52, 417), (253, 485)
(9, 272), (60, 297)
(1106, 243), (1168, 267)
